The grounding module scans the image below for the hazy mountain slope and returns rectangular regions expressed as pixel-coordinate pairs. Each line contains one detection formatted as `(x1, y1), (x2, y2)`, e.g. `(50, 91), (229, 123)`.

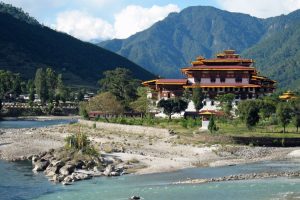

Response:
(0, 4), (155, 88)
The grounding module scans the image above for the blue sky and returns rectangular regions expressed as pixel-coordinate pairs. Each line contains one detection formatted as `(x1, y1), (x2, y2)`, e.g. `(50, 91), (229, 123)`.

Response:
(3, 0), (300, 41)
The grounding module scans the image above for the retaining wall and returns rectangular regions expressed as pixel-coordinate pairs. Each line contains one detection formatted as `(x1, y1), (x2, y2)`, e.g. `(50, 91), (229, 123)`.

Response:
(78, 119), (169, 138)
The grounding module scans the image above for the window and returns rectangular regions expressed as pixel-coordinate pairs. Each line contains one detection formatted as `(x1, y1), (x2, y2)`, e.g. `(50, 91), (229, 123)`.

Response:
(211, 77), (216, 83)
(235, 77), (242, 83)
(211, 101), (214, 106)
(220, 77), (226, 83)
(235, 88), (239, 91)
(195, 78), (201, 83)
(203, 101), (206, 106)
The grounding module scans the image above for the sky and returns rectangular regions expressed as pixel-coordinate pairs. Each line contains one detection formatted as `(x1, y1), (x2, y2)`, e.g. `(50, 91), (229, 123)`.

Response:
(3, 0), (300, 41)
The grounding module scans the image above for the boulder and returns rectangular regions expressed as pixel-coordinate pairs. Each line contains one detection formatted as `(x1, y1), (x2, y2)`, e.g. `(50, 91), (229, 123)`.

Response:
(73, 172), (92, 181)
(59, 164), (76, 176)
(103, 165), (113, 176)
(31, 155), (39, 164)
(33, 160), (50, 172)
(110, 171), (120, 176)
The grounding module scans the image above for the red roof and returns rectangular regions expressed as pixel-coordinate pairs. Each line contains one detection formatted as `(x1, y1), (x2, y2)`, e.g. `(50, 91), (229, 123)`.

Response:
(156, 79), (187, 84)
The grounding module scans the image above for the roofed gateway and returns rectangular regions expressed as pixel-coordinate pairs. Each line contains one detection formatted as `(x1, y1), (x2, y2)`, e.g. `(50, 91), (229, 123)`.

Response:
(143, 50), (276, 116)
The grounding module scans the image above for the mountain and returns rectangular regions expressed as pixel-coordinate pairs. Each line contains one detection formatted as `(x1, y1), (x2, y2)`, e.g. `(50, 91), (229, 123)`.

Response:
(99, 6), (300, 89)
(99, 6), (266, 78)
(0, 3), (155, 88)
(242, 10), (300, 90)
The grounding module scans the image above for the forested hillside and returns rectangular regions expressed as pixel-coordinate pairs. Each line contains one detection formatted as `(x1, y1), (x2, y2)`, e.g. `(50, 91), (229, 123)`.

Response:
(0, 3), (155, 88)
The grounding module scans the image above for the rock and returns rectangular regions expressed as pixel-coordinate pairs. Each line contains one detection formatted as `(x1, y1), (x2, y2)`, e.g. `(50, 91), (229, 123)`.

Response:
(129, 196), (141, 200)
(51, 160), (65, 168)
(110, 171), (120, 176)
(31, 155), (39, 164)
(59, 164), (76, 176)
(33, 160), (50, 172)
(103, 165), (113, 176)
(73, 172), (92, 180)
(75, 160), (84, 169)
(63, 175), (74, 183)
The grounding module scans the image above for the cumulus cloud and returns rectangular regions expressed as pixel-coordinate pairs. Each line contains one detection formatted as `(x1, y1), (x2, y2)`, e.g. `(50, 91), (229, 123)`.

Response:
(53, 4), (180, 41)
(113, 4), (180, 39)
(217, 0), (300, 18)
(54, 11), (114, 41)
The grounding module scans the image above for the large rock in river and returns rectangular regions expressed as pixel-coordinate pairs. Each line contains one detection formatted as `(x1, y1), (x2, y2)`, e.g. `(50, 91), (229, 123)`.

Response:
(59, 164), (76, 176)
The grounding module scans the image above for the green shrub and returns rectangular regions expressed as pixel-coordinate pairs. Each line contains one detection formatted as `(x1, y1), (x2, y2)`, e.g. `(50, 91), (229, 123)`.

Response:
(65, 132), (98, 156)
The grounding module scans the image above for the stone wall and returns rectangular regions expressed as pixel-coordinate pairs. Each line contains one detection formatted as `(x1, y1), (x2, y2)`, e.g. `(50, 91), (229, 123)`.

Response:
(78, 119), (170, 138)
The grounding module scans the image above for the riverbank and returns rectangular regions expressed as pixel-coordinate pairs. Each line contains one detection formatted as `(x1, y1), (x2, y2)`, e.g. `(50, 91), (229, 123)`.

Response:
(1, 122), (299, 176)
(1, 115), (80, 121)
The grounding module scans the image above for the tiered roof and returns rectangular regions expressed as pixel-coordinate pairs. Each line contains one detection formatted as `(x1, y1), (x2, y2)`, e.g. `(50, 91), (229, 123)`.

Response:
(142, 50), (276, 91)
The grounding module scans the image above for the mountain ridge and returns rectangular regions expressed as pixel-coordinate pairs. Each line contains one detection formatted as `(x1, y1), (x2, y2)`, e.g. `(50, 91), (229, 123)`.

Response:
(99, 6), (300, 89)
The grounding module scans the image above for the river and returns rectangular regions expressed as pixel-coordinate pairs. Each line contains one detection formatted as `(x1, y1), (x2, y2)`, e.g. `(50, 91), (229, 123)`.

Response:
(1, 120), (300, 200)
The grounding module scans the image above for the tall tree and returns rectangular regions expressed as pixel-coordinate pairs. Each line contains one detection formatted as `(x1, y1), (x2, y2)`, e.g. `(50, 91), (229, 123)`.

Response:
(98, 68), (140, 109)
(56, 74), (67, 103)
(27, 79), (35, 103)
(34, 68), (48, 104)
(192, 87), (204, 111)
(157, 98), (188, 120)
(276, 102), (292, 133)
(237, 100), (260, 129)
(46, 68), (57, 102)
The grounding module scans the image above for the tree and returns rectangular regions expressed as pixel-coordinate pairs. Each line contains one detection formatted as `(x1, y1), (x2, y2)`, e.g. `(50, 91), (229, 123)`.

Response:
(56, 74), (67, 103)
(85, 92), (124, 120)
(208, 115), (218, 134)
(237, 100), (260, 129)
(291, 99), (300, 133)
(98, 68), (140, 109)
(27, 79), (35, 103)
(258, 99), (276, 119)
(130, 87), (151, 115)
(276, 102), (292, 133)
(192, 87), (204, 111)
(46, 68), (57, 102)
(216, 93), (235, 117)
(157, 98), (188, 120)
(292, 115), (300, 133)
(34, 68), (48, 104)
(77, 90), (85, 102)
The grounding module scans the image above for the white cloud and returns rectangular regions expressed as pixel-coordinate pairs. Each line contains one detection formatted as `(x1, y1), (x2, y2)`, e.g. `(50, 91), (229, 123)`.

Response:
(54, 11), (114, 41)
(53, 4), (180, 41)
(217, 0), (300, 18)
(113, 4), (180, 39)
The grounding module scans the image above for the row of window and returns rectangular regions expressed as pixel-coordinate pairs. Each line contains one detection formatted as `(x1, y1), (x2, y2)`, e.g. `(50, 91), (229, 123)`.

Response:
(202, 87), (255, 92)
(195, 77), (244, 83)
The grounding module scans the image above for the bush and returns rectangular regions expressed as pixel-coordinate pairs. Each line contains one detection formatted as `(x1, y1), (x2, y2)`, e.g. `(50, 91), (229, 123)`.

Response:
(65, 132), (98, 156)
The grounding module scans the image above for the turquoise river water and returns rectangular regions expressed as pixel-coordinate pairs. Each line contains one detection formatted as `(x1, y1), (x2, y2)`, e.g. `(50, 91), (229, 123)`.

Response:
(1, 120), (300, 200)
